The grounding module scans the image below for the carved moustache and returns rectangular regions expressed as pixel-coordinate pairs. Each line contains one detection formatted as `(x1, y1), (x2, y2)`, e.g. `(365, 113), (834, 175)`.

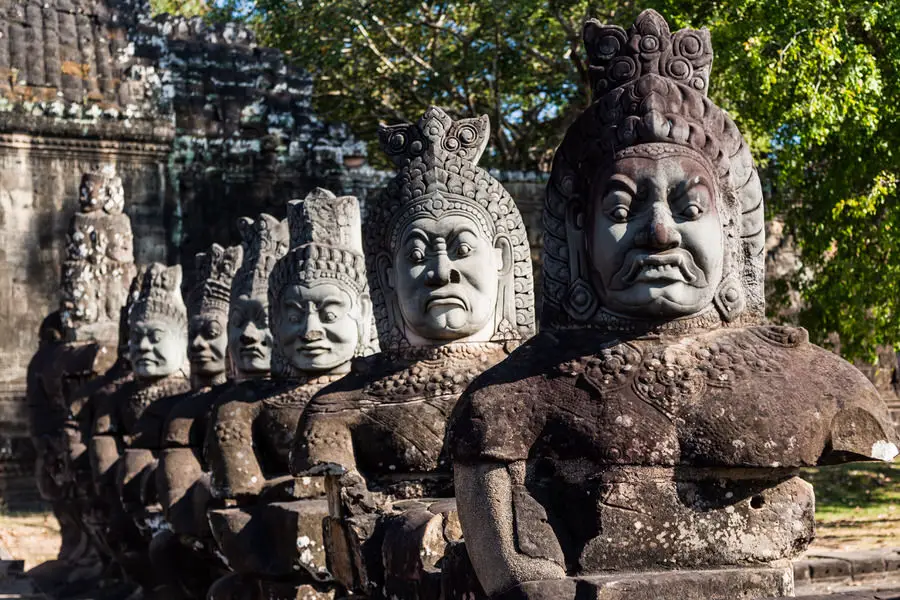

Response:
(611, 249), (707, 289)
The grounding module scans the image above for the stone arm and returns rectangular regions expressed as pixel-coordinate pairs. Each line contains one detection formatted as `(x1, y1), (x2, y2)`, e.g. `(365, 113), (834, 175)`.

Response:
(205, 397), (264, 501)
(157, 393), (217, 534)
(118, 447), (157, 511)
(454, 461), (566, 597)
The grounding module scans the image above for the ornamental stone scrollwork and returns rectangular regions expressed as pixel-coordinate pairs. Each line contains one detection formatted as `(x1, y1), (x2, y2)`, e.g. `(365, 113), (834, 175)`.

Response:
(448, 10), (899, 600)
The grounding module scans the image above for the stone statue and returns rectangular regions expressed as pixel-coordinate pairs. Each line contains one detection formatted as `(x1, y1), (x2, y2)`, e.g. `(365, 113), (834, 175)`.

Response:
(205, 193), (373, 600)
(129, 244), (240, 599)
(25, 167), (136, 593)
(447, 11), (900, 600)
(92, 263), (191, 591)
(290, 106), (535, 599)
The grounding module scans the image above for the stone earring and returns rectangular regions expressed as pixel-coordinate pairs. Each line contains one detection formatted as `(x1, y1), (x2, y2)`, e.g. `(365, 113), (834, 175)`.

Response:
(713, 274), (745, 322)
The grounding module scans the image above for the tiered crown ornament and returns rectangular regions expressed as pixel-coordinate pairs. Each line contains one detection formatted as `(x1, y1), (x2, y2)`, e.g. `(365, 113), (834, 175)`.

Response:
(188, 244), (242, 318)
(60, 166), (135, 343)
(129, 263), (188, 328)
(269, 188), (374, 377)
(369, 106), (535, 350)
(542, 9), (765, 329)
(230, 214), (289, 303)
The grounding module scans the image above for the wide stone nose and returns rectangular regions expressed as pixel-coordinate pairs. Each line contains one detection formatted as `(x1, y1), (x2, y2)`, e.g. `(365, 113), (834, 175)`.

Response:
(425, 253), (453, 286)
(636, 203), (681, 250)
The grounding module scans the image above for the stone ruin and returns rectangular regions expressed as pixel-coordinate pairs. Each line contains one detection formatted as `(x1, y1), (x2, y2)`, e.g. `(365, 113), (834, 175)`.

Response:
(10, 7), (900, 600)
(0, 0), (384, 431)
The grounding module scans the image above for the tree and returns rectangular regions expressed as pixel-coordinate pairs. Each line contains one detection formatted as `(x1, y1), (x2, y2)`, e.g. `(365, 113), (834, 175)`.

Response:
(224, 0), (900, 359)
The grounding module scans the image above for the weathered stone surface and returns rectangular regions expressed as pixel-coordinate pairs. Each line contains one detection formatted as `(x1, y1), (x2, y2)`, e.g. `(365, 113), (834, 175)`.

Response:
(499, 565), (794, 600)
(206, 190), (373, 599)
(448, 9), (899, 600)
(292, 107), (536, 599)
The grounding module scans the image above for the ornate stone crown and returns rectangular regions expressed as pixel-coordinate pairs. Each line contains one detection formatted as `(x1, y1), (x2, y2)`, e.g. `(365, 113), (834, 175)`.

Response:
(269, 188), (368, 302)
(269, 188), (374, 377)
(188, 244), (242, 318)
(79, 165), (125, 215)
(230, 214), (289, 303)
(129, 263), (188, 327)
(542, 10), (765, 329)
(369, 106), (536, 350)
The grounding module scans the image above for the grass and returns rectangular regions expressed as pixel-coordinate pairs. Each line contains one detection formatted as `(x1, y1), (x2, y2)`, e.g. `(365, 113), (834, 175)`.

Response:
(801, 461), (900, 550)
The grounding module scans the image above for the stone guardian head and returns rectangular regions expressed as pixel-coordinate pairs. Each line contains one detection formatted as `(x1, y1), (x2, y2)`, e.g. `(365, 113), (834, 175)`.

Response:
(369, 107), (536, 351)
(541, 10), (765, 330)
(269, 189), (374, 377)
(187, 244), (242, 383)
(227, 214), (289, 379)
(128, 263), (188, 379)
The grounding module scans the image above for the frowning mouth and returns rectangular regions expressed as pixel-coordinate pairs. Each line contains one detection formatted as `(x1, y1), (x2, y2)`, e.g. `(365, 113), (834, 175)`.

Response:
(135, 357), (157, 366)
(426, 296), (466, 310)
(615, 250), (706, 288)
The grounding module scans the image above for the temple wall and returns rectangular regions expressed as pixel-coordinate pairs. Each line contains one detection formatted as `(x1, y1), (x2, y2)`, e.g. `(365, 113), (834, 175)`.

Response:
(0, 128), (172, 385)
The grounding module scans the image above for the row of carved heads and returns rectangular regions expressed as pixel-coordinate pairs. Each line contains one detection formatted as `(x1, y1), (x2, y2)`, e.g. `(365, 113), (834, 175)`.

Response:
(60, 167), (136, 343)
(369, 106), (536, 351)
(543, 9), (765, 330)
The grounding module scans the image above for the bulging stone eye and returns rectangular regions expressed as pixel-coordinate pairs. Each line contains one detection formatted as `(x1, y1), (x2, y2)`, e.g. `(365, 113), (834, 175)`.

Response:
(683, 204), (702, 219)
(610, 206), (630, 222)
(408, 248), (425, 263)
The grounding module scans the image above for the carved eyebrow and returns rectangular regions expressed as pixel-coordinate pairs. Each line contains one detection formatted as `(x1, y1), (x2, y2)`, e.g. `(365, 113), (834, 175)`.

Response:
(448, 225), (480, 241)
(670, 175), (712, 200)
(402, 228), (429, 244)
(606, 174), (638, 196)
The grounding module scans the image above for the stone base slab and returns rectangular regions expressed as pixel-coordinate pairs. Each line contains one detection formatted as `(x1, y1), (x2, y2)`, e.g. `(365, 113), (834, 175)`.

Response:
(499, 565), (793, 600)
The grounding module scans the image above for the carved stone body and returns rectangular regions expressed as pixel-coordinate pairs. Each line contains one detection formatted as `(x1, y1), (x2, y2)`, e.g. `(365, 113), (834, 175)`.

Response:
(206, 194), (373, 600)
(99, 263), (191, 592)
(447, 11), (900, 600)
(25, 168), (136, 593)
(292, 107), (535, 600)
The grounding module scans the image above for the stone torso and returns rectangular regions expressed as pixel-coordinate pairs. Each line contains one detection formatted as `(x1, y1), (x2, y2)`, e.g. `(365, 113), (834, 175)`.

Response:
(296, 342), (510, 494)
(207, 376), (339, 500)
(450, 325), (895, 572)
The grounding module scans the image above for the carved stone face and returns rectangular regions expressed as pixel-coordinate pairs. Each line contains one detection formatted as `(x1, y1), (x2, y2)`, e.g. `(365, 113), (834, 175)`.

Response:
(228, 296), (273, 376)
(188, 314), (227, 377)
(587, 152), (724, 318)
(129, 319), (187, 378)
(390, 215), (502, 342)
(276, 283), (365, 374)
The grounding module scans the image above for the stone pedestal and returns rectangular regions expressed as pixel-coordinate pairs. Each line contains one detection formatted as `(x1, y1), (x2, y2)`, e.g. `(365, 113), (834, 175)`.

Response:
(498, 565), (794, 600)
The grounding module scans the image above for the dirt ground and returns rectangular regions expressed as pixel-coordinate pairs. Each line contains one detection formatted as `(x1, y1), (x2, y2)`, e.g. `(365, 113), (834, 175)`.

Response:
(0, 510), (61, 570)
(0, 463), (896, 571)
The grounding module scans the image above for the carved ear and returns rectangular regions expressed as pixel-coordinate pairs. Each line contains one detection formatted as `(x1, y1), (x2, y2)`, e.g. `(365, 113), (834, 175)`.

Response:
(494, 234), (513, 277)
(377, 253), (395, 290)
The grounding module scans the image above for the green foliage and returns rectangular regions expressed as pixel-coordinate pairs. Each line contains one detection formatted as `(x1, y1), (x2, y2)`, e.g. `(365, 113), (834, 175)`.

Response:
(220, 0), (900, 359)
(149, 0), (210, 18)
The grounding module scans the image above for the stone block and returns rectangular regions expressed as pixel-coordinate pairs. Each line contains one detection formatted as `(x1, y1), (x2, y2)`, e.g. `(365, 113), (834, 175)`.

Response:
(499, 566), (794, 600)
(806, 558), (853, 581)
